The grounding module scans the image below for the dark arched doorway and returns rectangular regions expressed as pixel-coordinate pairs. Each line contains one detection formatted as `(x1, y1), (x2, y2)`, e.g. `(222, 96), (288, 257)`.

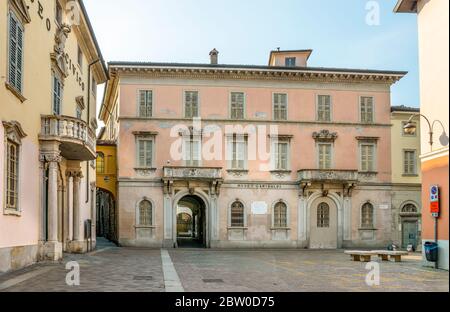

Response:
(176, 195), (206, 248)
(96, 188), (117, 244)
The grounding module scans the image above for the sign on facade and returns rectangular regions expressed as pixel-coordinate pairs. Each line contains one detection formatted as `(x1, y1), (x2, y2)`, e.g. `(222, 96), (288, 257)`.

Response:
(251, 202), (268, 215)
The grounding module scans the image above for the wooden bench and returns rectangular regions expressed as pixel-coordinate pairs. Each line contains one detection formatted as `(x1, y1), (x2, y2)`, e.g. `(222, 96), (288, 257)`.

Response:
(344, 251), (375, 262)
(372, 250), (409, 262)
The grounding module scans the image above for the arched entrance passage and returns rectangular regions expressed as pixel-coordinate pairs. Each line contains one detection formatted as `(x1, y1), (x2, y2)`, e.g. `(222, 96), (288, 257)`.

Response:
(96, 188), (117, 243)
(176, 195), (207, 248)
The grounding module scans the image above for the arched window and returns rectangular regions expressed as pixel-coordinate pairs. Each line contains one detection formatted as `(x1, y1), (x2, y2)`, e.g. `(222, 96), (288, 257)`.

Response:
(274, 202), (287, 228)
(96, 152), (105, 174)
(361, 203), (374, 228)
(402, 204), (418, 213)
(230, 201), (244, 227)
(139, 200), (152, 226)
(317, 203), (330, 228)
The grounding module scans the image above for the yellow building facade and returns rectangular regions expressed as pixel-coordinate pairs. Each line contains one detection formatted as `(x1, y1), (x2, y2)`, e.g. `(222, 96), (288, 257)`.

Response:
(0, 0), (107, 273)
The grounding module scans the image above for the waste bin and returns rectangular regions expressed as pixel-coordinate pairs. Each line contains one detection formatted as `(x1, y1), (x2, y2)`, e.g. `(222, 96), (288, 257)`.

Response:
(424, 242), (438, 262)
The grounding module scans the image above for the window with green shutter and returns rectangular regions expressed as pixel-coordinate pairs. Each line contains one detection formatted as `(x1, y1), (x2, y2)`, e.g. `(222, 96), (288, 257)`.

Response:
(403, 150), (417, 175)
(273, 93), (287, 121)
(229, 135), (247, 170)
(360, 97), (374, 123)
(137, 139), (153, 168)
(230, 92), (245, 119)
(318, 143), (332, 169)
(185, 91), (199, 118)
(274, 141), (289, 170)
(52, 73), (63, 115)
(139, 90), (152, 118)
(183, 136), (201, 166)
(8, 11), (24, 93)
(360, 143), (375, 172)
(317, 95), (331, 122)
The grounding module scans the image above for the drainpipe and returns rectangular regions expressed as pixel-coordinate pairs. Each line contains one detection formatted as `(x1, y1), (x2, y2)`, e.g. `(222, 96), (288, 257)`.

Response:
(86, 59), (100, 204)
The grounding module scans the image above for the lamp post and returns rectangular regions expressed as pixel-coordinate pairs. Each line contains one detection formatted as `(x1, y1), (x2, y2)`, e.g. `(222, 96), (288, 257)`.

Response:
(404, 114), (448, 269)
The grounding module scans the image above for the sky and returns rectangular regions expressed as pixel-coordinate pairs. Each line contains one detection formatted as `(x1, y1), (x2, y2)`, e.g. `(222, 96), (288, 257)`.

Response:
(83, 0), (420, 118)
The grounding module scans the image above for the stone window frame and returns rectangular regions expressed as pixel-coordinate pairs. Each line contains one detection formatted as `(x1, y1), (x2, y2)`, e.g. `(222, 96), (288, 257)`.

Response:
(229, 91), (246, 120)
(360, 201), (376, 229)
(225, 133), (248, 171)
(2, 121), (27, 216)
(316, 142), (334, 170)
(135, 197), (156, 228)
(228, 199), (247, 228)
(357, 139), (378, 173)
(270, 135), (292, 172)
(316, 94), (333, 122)
(134, 132), (157, 170)
(137, 89), (153, 118)
(271, 199), (290, 229)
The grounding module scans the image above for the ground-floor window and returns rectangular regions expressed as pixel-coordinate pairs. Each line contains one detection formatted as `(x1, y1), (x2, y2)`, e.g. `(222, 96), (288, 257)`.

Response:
(273, 201), (287, 228)
(317, 202), (330, 228)
(138, 200), (152, 226)
(230, 201), (245, 227)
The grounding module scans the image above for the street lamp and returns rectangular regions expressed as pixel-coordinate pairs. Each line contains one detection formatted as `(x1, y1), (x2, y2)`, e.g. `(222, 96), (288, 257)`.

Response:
(403, 114), (449, 151)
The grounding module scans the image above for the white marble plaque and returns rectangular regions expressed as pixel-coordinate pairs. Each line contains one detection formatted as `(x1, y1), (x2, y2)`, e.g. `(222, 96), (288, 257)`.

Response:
(251, 201), (268, 215)
(379, 204), (390, 210)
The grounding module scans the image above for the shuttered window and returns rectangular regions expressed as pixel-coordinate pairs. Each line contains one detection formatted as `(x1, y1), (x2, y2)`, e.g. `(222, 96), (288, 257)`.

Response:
(139, 200), (152, 226)
(273, 93), (287, 121)
(139, 90), (153, 118)
(230, 201), (244, 227)
(96, 152), (105, 174)
(184, 136), (201, 166)
(230, 92), (245, 119)
(229, 135), (247, 170)
(318, 143), (332, 169)
(274, 202), (287, 228)
(274, 141), (289, 170)
(185, 91), (199, 118)
(360, 143), (375, 172)
(137, 139), (153, 168)
(52, 74), (63, 115)
(361, 203), (374, 228)
(317, 203), (330, 228)
(6, 140), (19, 211)
(8, 11), (24, 93)
(317, 95), (331, 122)
(360, 97), (374, 123)
(403, 150), (417, 175)
(285, 57), (296, 67)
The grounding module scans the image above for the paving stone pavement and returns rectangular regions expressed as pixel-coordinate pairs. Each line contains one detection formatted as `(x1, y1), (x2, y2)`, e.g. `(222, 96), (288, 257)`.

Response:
(0, 247), (448, 292)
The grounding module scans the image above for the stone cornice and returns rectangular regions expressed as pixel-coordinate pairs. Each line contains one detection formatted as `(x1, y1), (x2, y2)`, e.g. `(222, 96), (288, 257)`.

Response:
(109, 65), (404, 85)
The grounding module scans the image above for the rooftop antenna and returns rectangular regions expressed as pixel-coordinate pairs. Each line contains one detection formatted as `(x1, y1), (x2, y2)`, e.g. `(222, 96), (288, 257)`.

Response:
(277, 47), (281, 51)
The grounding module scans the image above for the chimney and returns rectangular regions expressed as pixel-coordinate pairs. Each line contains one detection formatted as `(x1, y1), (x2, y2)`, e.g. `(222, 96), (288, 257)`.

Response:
(209, 48), (219, 65)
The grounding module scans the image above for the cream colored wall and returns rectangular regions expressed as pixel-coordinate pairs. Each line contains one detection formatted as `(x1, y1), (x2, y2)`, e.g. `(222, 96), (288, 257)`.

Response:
(417, 0), (449, 154)
(0, 0), (100, 249)
(391, 112), (421, 184)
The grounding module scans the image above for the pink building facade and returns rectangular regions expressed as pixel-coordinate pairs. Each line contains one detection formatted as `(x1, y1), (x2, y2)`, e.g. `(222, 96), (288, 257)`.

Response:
(100, 50), (406, 249)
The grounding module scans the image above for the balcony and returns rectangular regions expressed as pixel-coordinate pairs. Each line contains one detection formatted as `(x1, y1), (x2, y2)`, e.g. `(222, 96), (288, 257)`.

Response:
(39, 115), (96, 161)
(298, 169), (359, 184)
(163, 166), (223, 181)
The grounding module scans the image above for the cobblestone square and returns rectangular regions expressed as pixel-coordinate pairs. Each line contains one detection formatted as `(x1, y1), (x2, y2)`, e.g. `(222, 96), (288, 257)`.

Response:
(0, 245), (448, 292)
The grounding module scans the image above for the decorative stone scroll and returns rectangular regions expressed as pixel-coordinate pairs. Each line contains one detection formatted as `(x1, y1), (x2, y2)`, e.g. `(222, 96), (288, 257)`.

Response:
(312, 130), (338, 142)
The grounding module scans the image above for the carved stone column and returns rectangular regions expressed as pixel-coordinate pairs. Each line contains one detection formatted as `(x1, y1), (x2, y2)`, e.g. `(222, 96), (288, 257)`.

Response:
(73, 171), (83, 242)
(65, 171), (74, 246)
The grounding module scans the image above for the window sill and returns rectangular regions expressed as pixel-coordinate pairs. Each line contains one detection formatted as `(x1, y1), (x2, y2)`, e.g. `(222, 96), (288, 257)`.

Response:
(5, 82), (26, 103)
(4, 209), (22, 217)
(358, 228), (378, 231)
(135, 225), (156, 229)
(270, 170), (292, 173)
(270, 227), (291, 231)
(402, 174), (419, 177)
(227, 169), (249, 176)
(227, 227), (248, 230)
(359, 171), (378, 175)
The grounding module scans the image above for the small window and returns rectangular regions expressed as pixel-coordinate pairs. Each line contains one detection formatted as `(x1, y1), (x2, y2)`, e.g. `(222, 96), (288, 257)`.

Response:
(317, 203), (330, 228)
(96, 152), (105, 174)
(273, 141), (289, 170)
(274, 202), (287, 228)
(360, 97), (374, 123)
(52, 73), (63, 115)
(285, 57), (296, 67)
(139, 200), (152, 226)
(403, 150), (417, 175)
(317, 95), (331, 122)
(77, 46), (83, 69)
(318, 143), (332, 169)
(361, 203), (374, 228)
(56, 1), (63, 25)
(185, 91), (199, 118)
(230, 201), (244, 227)
(8, 11), (24, 93)
(138, 90), (153, 118)
(273, 93), (287, 121)
(230, 92), (245, 119)
(6, 140), (19, 211)
(360, 143), (375, 172)
(137, 138), (153, 168)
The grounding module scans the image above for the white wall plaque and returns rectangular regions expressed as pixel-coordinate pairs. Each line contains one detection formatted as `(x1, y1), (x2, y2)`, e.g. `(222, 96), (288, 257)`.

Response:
(251, 202), (268, 215)
(379, 204), (390, 210)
